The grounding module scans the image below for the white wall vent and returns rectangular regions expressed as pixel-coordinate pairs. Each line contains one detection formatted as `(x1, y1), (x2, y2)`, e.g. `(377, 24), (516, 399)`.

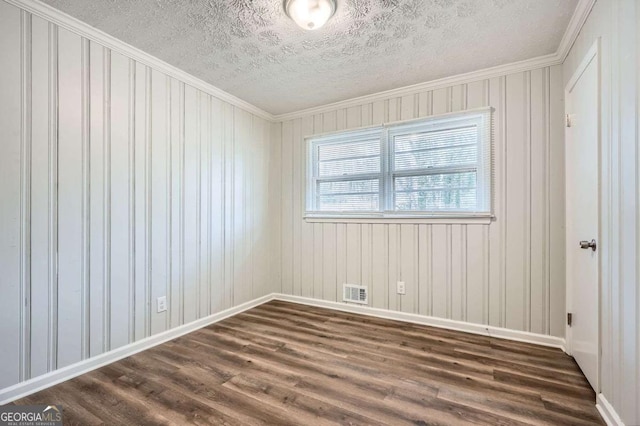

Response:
(343, 284), (368, 304)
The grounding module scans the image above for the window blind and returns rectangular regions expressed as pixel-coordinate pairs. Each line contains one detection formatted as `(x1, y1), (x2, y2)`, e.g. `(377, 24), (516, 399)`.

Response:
(306, 108), (492, 217)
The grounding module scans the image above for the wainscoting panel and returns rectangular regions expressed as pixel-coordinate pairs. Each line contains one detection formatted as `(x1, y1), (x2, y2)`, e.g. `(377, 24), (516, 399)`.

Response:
(0, 0), (273, 391)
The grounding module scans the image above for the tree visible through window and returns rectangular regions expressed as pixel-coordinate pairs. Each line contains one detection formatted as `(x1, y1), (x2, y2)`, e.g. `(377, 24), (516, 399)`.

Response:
(306, 108), (492, 218)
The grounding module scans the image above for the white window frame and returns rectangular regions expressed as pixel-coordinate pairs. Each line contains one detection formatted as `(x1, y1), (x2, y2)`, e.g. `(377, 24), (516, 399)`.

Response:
(305, 107), (493, 224)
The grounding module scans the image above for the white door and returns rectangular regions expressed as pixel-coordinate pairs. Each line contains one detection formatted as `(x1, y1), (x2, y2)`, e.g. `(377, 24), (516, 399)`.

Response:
(565, 43), (599, 392)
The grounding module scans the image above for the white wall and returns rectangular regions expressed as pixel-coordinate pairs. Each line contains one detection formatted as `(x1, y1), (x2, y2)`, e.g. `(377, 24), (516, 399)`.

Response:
(271, 65), (567, 338)
(0, 0), (274, 390)
(564, 0), (639, 423)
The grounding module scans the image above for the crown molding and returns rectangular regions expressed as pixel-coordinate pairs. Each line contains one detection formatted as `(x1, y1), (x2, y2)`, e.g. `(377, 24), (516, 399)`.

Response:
(3, 0), (276, 122)
(556, 0), (597, 62)
(273, 52), (562, 121)
(5, 0), (594, 123)
(273, 0), (596, 121)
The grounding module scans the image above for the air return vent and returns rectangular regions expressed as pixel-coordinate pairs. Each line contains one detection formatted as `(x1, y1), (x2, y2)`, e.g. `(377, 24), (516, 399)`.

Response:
(343, 284), (368, 304)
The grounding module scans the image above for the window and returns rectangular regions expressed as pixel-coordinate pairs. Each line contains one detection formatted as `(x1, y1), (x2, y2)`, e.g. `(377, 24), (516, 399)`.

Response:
(306, 108), (492, 220)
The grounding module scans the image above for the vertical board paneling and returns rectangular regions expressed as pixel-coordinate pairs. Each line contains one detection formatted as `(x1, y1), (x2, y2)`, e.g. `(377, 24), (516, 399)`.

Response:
(291, 118), (302, 296)
(361, 224), (372, 300)
(431, 225), (448, 318)
(346, 224), (361, 285)
(371, 224), (387, 309)
(183, 85), (199, 322)
(30, 15), (52, 377)
(255, 118), (270, 297)
(0, 2), (23, 388)
(276, 66), (565, 339)
(21, 11), (33, 381)
(450, 225), (464, 321)
(489, 76), (506, 328)
(243, 112), (253, 303)
(313, 222), (323, 299)
(399, 225), (416, 313)
(548, 65), (566, 338)
(198, 93), (210, 317)
(222, 102), (234, 310)
(529, 68), (547, 334)
(387, 225), (399, 311)
(109, 51), (132, 349)
(281, 120), (293, 296)
(133, 61), (148, 341)
(466, 225), (486, 324)
(300, 116), (314, 298)
(268, 122), (282, 295)
(322, 223), (337, 301)
(150, 69), (169, 336)
(88, 40), (106, 355)
(417, 225), (430, 316)
(232, 108), (246, 304)
(57, 27), (84, 367)
(504, 72), (527, 331)
(210, 97), (225, 313)
(169, 79), (182, 327)
(0, 0), (275, 391)
(335, 224), (347, 301)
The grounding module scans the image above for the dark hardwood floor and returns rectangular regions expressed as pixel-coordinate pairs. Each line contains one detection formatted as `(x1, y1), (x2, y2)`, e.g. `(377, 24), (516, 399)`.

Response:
(13, 300), (604, 425)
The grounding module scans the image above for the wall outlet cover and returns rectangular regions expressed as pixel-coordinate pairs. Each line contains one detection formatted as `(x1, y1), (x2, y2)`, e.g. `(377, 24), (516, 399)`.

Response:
(157, 296), (167, 313)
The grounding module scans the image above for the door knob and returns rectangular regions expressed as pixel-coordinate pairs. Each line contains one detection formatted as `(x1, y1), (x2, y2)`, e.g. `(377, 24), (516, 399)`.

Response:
(579, 239), (597, 252)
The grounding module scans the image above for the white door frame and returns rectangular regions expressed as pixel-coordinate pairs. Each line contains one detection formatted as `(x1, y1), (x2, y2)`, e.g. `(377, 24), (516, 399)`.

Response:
(564, 38), (601, 392)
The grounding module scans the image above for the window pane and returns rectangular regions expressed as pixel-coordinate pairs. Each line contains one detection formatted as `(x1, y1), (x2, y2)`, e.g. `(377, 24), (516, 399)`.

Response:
(319, 179), (379, 195)
(395, 172), (477, 211)
(318, 139), (380, 177)
(317, 179), (379, 211)
(319, 156), (381, 177)
(318, 194), (379, 211)
(394, 126), (477, 152)
(393, 125), (478, 171)
(318, 140), (380, 161)
(394, 144), (477, 171)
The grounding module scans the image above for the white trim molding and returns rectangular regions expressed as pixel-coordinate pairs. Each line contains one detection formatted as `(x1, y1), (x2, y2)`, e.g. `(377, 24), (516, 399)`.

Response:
(275, 53), (559, 121)
(0, 294), (274, 405)
(304, 216), (493, 224)
(5, 0), (595, 122)
(273, 294), (567, 350)
(0, 292), (574, 405)
(2, 0), (275, 122)
(596, 393), (625, 426)
(274, 0), (596, 121)
(556, 0), (597, 62)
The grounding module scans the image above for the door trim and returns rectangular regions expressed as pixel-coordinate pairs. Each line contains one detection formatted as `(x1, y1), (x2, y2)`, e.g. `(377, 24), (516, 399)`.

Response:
(564, 38), (601, 392)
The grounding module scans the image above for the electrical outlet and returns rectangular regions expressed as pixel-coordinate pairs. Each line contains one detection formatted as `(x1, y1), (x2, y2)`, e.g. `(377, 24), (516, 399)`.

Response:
(397, 281), (406, 295)
(157, 296), (167, 313)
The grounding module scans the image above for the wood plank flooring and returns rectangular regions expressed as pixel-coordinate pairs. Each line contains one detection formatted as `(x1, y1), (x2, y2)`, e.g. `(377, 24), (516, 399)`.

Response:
(12, 301), (604, 425)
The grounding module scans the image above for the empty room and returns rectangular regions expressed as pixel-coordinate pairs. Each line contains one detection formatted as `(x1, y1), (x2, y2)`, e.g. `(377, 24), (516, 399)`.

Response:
(0, 0), (638, 424)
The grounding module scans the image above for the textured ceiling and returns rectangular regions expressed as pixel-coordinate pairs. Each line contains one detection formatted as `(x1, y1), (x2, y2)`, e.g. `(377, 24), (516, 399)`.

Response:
(42, 0), (578, 114)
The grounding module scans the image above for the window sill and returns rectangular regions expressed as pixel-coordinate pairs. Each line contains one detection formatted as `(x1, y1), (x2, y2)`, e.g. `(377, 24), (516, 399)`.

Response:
(304, 214), (494, 224)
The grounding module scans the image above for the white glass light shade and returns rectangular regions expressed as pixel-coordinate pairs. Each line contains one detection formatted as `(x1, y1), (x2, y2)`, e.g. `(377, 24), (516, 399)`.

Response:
(285, 0), (337, 31)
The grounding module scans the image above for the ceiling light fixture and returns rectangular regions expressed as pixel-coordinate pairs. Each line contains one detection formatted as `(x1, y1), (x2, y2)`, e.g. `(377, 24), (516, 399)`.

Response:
(284, 0), (337, 31)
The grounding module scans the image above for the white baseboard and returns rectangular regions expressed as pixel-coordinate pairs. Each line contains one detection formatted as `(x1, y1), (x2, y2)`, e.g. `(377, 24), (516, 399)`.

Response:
(272, 294), (567, 350)
(596, 393), (625, 426)
(1, 291), (570, 406)
(0, 294), (275, 405)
